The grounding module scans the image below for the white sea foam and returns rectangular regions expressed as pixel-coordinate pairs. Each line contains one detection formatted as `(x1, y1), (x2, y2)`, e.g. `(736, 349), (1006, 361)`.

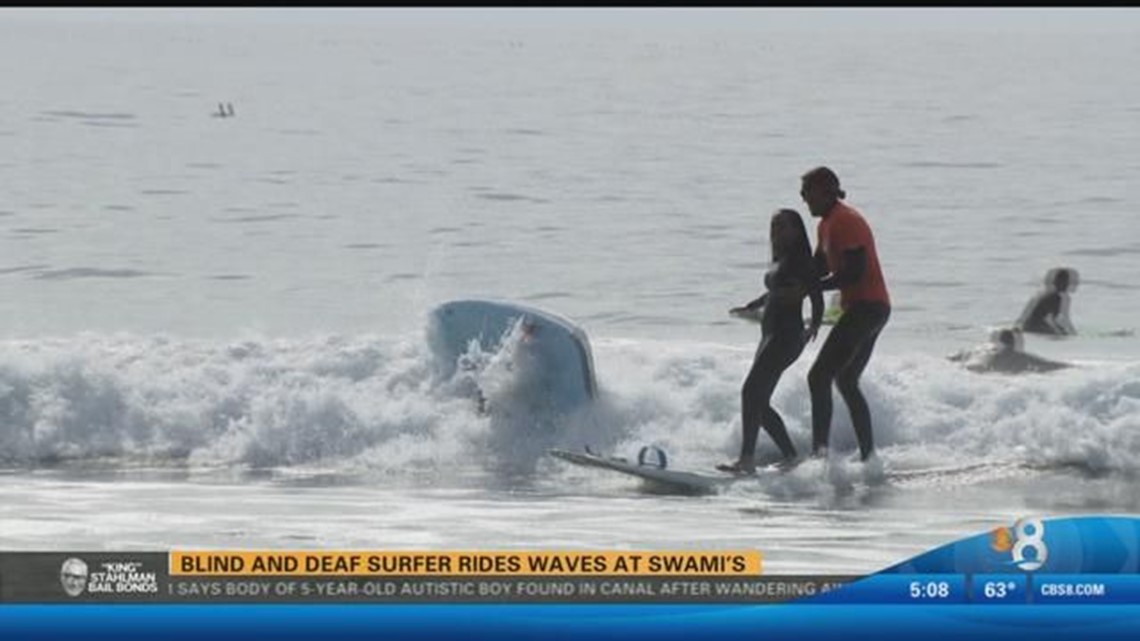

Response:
(2, 332), (1136, 486)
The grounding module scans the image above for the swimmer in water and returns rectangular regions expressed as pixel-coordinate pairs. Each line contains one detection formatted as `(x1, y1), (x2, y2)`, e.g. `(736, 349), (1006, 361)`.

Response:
(949, 327), (1071, 374)
(1017, 267), (1077, 336)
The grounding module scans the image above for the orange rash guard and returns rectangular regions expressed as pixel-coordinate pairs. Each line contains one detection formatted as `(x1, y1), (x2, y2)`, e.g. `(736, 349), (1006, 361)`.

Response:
(817, 201), (890, 310)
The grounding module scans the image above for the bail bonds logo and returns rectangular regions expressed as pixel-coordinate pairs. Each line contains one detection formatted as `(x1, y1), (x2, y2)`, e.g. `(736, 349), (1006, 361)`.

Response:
(74, 559), (159, 596)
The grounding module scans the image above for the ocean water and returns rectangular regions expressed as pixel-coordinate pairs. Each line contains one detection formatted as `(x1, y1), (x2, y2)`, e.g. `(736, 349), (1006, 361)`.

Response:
(2, 8), (1140, 574)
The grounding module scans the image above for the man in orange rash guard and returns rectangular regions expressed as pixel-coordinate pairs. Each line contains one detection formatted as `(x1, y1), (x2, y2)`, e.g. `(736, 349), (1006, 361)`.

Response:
(800, 167), (890, 462)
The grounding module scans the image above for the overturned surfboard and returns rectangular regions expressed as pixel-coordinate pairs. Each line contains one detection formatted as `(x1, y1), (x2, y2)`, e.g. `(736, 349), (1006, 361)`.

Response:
(428, 299), (598, 414)
(549, 447), (745, 496)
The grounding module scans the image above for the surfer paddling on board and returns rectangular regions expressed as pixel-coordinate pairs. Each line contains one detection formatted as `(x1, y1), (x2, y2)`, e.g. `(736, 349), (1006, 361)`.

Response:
(720, 209), (823, 475)
(801, 167), (891, 463)
(948, 327), (1072, 374)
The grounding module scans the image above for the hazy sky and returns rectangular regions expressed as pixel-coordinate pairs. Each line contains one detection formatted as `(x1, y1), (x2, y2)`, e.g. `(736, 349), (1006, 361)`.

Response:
(4, 8), (1140, 32)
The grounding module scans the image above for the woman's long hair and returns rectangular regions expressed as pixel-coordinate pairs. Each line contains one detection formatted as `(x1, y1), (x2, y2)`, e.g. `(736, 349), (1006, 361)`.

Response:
(770, 208), (814, 277)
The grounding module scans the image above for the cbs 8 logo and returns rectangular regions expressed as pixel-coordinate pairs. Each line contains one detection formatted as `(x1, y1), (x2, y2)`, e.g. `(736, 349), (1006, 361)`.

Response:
(1011, 518), (1048, 571)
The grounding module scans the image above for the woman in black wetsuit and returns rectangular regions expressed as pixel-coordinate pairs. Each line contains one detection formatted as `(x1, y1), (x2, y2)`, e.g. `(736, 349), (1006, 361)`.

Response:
(721, 209), (823, 474)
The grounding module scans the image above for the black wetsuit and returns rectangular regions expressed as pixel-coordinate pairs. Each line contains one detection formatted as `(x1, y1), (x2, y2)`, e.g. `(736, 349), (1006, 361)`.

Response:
(808, 300), (890, 460)
(1018, 291), (1070, 335)
(739, 258), (823, 461)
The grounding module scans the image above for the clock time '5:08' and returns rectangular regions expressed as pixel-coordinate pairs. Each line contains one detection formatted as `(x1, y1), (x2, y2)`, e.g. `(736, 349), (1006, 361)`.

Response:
(909, 581), (951, 599)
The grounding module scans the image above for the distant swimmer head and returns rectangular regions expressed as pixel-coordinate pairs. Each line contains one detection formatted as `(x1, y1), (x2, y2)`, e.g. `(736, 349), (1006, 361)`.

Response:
(1046, 267), (1078, 293)
(770, 208), (812, 263)
(997, 329), (1016, 350)
(993, 327), (1024, 352)
(800, 166), (847, 217)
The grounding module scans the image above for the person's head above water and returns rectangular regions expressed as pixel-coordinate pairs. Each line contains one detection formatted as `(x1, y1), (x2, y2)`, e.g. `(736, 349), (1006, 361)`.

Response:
(770, 208), (812, 264)
(800, 166), (847, 218)
(994, 327), (1024, 352)
(998, 329), (1016, 350)
(1048, 267), (1076, 293)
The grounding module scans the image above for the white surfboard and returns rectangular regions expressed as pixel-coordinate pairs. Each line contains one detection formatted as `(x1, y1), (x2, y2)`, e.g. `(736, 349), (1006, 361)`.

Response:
(549, 447), (747, 496)
(552, 448), (1033, 495)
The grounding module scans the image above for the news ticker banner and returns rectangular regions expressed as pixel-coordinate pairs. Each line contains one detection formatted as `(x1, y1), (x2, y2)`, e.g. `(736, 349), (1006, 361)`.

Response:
(7, 516), (1140, 606)
(9, 549), (850, 604)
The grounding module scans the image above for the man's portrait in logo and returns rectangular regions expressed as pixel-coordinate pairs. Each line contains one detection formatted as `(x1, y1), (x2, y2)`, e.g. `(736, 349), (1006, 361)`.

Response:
(60, 558), (89, 597)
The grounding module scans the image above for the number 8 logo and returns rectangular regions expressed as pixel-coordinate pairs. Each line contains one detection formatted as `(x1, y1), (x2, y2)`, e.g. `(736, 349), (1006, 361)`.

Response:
(1011, 518), (1047, 571)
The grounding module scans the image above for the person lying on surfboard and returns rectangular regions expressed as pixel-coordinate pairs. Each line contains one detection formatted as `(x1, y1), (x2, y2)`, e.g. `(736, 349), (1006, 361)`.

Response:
(720, 208), (823, 475)
(948, 327), (1071, 374)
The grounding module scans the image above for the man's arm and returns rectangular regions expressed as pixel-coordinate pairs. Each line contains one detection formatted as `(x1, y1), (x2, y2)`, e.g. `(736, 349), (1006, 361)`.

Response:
(1044, 301), (1065, 335)
(1036, 293), (1070, 335)
(813, 245), (828, 280)
(1058, 312), (1077, 335)
(804, 279), (824, 342)
(819, 246), (867, 292)
(1024, 352), (1072, 372)
(1052, 293), (1077, 335)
